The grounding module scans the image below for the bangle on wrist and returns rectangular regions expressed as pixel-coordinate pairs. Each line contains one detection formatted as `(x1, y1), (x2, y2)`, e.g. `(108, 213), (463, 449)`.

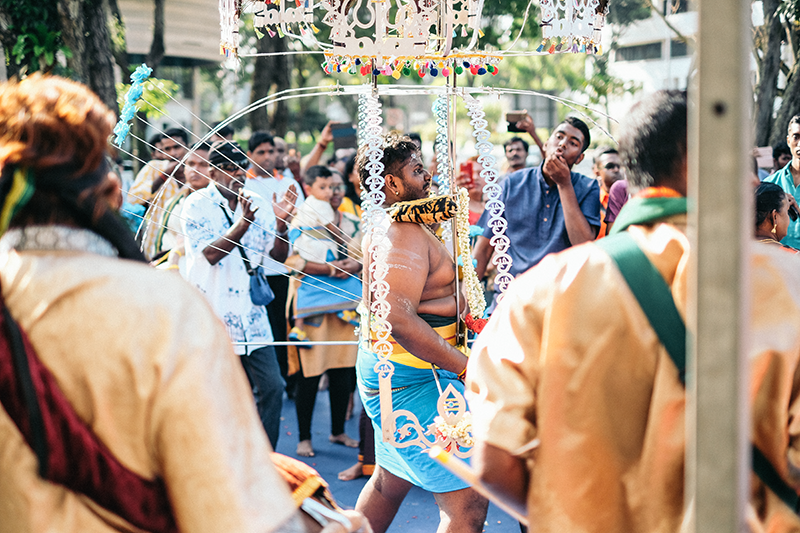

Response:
(328, 263), (336, 276)
(457, 366), (467, 380)
(317, 142), (328, 150)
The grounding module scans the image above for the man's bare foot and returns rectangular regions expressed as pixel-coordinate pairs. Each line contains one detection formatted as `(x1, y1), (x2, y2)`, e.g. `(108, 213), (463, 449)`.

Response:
(338, 461), (364, 481)
(297, 439), (315, 457)
(329, 433), (358, 447)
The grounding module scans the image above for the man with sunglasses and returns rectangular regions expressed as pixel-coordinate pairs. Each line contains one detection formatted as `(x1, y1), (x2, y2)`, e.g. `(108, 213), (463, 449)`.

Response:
(182, 141), (298, 448)
(593, 147), (623, 238)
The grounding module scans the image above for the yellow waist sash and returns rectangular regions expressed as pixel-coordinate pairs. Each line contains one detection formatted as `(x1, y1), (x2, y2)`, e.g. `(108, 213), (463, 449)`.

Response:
(371, 322), (458, 369)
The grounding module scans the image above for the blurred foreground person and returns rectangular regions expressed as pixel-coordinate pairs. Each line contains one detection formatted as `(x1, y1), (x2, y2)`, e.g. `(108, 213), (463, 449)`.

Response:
(0, 75), (369, 533)
(468, 90), (800, 532)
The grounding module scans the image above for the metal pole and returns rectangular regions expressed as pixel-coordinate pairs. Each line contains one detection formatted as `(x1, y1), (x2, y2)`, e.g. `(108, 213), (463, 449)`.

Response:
(686, 0), (751, 529)
(449, 71), (464, 346)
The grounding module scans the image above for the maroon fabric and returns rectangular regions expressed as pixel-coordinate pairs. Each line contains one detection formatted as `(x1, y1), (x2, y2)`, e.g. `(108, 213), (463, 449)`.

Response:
(0, 306), (178, 533)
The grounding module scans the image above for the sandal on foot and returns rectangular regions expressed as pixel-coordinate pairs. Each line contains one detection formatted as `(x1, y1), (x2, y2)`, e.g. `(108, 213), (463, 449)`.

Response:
(296, 440), (315, 457)
(329, 433), (358, 448)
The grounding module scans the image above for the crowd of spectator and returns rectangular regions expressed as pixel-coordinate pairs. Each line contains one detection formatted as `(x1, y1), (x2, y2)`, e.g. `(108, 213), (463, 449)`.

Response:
(115, 105), (800, 503)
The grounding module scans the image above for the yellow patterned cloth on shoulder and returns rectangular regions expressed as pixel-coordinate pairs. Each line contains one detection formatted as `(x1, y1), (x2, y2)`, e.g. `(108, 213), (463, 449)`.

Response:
(388, 195), (457, 225)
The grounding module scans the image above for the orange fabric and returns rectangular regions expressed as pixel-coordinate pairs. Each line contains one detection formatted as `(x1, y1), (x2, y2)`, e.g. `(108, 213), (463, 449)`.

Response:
(636, 186), (683, 199)
(597, 188), (610, 240)
(469, 217), (800, 533)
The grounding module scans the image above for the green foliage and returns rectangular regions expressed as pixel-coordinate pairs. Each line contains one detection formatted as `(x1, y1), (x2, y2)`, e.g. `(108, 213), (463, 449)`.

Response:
(116, 78), (180, 119)
(607, 0), (652, 28)
(11, 24), (71, 72)
(0, 0), (66, 75)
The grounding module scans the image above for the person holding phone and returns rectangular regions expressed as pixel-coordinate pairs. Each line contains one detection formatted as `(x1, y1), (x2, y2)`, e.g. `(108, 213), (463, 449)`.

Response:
(507, 111), (546, 162)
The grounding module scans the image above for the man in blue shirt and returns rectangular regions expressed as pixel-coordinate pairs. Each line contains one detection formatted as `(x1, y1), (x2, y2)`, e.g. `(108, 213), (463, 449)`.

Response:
(764, 115), (800, 249)
(474, 117), (600, 311)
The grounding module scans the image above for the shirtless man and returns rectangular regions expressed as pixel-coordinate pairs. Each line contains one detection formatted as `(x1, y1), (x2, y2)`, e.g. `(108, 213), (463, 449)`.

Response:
(354, 134), (489, 533)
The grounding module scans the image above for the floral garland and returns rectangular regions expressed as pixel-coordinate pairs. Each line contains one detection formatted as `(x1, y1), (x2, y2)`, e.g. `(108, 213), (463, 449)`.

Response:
(431, 412), (474, 451)
(113, 64), (152, 147)
(456, 188), (485, 320)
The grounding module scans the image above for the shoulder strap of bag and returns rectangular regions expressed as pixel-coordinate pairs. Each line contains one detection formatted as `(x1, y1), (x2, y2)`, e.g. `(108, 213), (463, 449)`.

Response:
(218, 203), (257, 276)
(596, 232), (800, 514)
(0, 295), (178, 532)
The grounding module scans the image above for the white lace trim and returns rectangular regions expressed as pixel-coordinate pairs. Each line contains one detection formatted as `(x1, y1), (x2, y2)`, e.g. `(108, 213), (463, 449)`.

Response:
(0, 226), (118, 257)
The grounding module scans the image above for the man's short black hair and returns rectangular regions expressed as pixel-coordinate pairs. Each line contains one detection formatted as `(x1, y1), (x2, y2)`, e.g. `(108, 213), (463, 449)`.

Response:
(407, 132), (422, 145)
(209, 140), (248, 168)
(212, 121), (234, 139)
(248, 131), (274, 153)
(191, 140), (213, 153)
(164, 127), (189, 145)
(619, 90), (687, 192)
(773, 141), (791, 159)
(148, 133), (163, 146)
(593, 146), (618, 165)
(789, 115), (800, 132)
(562, 117), (591, 153)
(303, 165), (333, 186)
(503, 136), (529, 152)
(355, 133), (419, 192)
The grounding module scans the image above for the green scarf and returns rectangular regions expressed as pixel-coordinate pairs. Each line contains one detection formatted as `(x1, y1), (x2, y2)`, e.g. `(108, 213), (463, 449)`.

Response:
(610, 196), (687, 235)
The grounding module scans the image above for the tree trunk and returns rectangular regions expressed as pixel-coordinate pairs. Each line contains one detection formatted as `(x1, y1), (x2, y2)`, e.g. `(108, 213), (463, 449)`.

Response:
(772, 62), (800, 146)
(56, 0), (87, 81)
(144, 0), (165, 68)
(250, 34), (290, 135)
(57, 0), (117, 115)
(84, 0), (118, 115)
(754, 0), (783, 147)
(0, 6), (19, 79)
(107, 0), (129, 75)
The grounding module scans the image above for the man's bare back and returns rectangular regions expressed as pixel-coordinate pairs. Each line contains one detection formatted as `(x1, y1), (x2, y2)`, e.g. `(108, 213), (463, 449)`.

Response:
(363, 220), (465, 373)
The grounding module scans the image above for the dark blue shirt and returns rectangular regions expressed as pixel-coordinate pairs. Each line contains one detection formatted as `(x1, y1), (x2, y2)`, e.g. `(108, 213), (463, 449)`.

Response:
(478, 164), (601, 281)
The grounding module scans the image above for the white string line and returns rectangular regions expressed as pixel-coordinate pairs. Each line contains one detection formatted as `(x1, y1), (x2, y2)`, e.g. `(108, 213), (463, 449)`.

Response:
(118, 145), (364, 294)
(137, 97), (351, 239)
(502, 0), (536, 53)
(119, 192), (363, 303)
(126, 131), (365, 273)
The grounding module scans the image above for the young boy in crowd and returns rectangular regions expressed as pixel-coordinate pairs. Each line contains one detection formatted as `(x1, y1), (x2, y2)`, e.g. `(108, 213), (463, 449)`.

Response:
(289, 165), (352, 343)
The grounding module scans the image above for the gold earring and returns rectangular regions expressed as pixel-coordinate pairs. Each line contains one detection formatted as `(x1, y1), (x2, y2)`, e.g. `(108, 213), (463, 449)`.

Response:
(772, 222), (778, 234)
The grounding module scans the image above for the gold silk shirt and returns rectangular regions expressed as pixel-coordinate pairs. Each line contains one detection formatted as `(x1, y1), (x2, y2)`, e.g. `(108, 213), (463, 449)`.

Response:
(129, 160), (182, 260)
(467, 216), (800, 533)
(0, 227), (296, 533)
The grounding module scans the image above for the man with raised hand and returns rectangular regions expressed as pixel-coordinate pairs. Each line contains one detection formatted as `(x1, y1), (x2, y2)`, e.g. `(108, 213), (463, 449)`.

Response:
(182, 140), (297, 449)
(473, 117), (600, 312)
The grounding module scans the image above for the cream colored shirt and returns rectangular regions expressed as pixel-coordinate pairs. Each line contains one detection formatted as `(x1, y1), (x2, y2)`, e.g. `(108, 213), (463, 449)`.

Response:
(0, 226), (296, 533)
(468, 218), (800, 533)
(129, 160), (182, 260)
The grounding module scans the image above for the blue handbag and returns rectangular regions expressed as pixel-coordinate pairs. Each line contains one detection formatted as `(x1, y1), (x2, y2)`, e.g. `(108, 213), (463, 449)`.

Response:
(219, 204), (275, 307)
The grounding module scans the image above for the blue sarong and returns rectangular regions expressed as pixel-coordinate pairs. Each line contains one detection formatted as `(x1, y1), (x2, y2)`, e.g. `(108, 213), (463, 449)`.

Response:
(356, 339), (472, 493)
